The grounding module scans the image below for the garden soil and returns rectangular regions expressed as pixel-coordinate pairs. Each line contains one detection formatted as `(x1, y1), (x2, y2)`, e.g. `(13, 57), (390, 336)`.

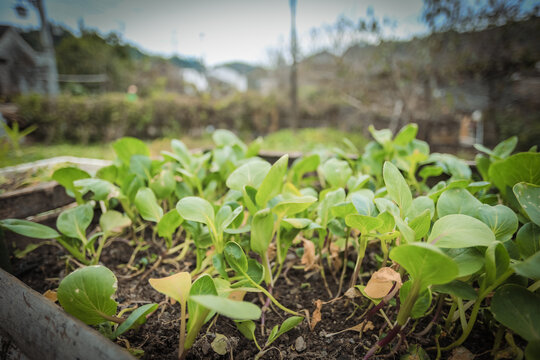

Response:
(10, 240), (500, 360)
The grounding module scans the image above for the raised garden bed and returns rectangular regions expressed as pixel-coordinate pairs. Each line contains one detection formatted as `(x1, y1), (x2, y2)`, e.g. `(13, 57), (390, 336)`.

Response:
(1, 127), (538, 360)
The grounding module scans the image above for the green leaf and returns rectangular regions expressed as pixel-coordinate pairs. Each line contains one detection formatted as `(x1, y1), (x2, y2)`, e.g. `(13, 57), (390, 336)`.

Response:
(419, 165), (443, 181)
(514, 182), (540, 226)
(273, 196), (317, 217)
(190, 295), (261, 320)
(516, 223), (540, 259)
(485, 242), (510, 286)
(187, 274), (218, 335)
(52, 167), (90, 202)
(256, 154), (288, 207)
(491, 284), (540, 342)
(213, 129), (242, 147)
(290, 154), (320, 183)
(150, 169), (176, 200)
(390, 242), (458, 289)
(374, 198), (400, 217)
(369, 125), (392, 145)
(377, 211), (395, 233)
(433, 280), (477, 300)
(477, 204), (518, 241)
(513, 252), (540, 280)
(350, 192), (376, 217)
(409, 209), (431, 240)
(217, 205), (243, 232)
(475, 154), (491, 181)
(443, 248), (484, 277)
(157, 210), (183, 240)
(176, 196), (215, 226)
(130, 155), (152, 181)
(0, 219), (60, 239)
(428, 214), (496, 248)
(226, 160), (271, 191)
(400, 280), (431, 319)
(394, 215), (416, 244)
(113, 303), (158, 338)
(393, 123), (418, 146)
(437, 188), (481, 218)
(345, 214), (382, 234)
(113, 137), (150, 166)
(319, 188), (347, 227)
(74, 179), (117, 201)
(492, 136), (518, 159)
(224, 241), (248, 274)
(149, 272), (191, 306)
(406, 196), (435, 220)
(250, 208), (275, 254)
(489, 152), (540, 198)
(57, 265), (118, 325)
(235, 320), (256, 340)
(134, 187), (163, 223)
(320, 158), (352, 189)
(99, 211), (132, 236)
(266, 316), (304, 346)
(383, 161), (412, 213)
(57, 204), (94, 243)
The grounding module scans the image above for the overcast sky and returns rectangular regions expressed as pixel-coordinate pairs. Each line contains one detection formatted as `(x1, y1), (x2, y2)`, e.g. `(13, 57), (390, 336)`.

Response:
(0, 0), (427, 66)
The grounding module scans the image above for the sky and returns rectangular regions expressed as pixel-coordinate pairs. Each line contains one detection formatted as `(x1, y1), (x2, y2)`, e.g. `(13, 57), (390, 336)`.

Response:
(0, 0), (428, 66)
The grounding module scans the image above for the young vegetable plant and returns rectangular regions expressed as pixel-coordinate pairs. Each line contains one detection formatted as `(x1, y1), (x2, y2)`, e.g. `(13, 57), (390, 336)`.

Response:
(57, 265), (158, 339)
(235, 315), (304, 359)
(149, 271), (261, 360)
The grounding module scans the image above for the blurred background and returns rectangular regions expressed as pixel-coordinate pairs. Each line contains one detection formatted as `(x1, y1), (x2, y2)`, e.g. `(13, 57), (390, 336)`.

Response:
(0, 0), (539, 166)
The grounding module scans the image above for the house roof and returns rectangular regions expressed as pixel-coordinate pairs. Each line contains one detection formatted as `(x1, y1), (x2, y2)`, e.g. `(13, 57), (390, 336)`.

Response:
(0, 25), (40, 65)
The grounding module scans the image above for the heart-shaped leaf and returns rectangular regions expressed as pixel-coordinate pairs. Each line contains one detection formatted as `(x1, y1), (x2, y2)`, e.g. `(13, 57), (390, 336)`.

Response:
(513, 182), (540, 226)
(176, 196), (215, 226)
(100, 210), (132, 236)
(390, 242), (458, 289)
(477, 204), (518, 241)
(226, 160), (271, 191)
(149, 272), (192, 306)
(57, 204), (94, 243)
(437, 188), (481, 218)
(57, 265), (118, 325)
(491, 284), (540, 342)
(428, 214), (496, 248)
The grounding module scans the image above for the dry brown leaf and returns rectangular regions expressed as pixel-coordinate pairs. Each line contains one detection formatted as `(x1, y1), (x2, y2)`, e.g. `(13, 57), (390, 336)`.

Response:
(43, 289), (57, 302)
(449, 347), (474, 360)
(228, 290), (246, 301)
(344, 287), (361, 299)
(364, 267), (402, 298)
(267, 243), (277, 261)
(329, 243), (342, 272)
(301, 239), (319, 271)
(310, 299), (323, 331)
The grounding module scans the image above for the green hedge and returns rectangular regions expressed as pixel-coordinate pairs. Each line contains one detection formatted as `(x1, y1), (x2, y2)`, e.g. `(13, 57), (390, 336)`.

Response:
(15, 93), (344, 144)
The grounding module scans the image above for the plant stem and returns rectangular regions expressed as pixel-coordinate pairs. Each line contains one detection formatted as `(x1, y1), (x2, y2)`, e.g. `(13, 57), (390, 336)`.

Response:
(261, 251), (273, 286)
(348, 235), (367, 289)
(396, 278), (421, 326)
(440, 268), (514, 351)
(92, 235), (108, 265)
(245, 274), (299, 316)
(335, 228), (350, 298)
(178, 302), (187, 360)
(445, 297), (457, 331)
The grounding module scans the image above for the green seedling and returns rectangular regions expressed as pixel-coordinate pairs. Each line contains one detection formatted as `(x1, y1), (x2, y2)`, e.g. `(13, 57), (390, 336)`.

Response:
(2, 204), (131, 265)
(149, 271), (261, 360)
(363, 243), (458, 359)
(2, 121), (37, 155)
(224, 241), (300, 316)
(235, 316), (304, 358)
(57, 265), (157, 338)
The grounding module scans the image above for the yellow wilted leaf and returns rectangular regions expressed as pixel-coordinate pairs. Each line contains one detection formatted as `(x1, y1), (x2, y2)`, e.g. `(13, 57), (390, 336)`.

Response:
(228, 290), (246, 301)
(301, 239), (319, 271)
(310, 299), (323, 331)
(149, 272), (191, 306)
(43, 289), (57, 302)
(364, 267), (402, 299)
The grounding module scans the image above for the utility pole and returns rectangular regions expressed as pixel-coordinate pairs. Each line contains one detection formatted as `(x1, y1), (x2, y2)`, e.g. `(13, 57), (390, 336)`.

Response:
(289, 0), (298, 130)
(35, 0), (59, 95)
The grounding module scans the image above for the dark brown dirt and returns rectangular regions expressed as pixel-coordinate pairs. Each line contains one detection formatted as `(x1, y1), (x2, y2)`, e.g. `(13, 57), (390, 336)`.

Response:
(10, 238), (501, 360)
